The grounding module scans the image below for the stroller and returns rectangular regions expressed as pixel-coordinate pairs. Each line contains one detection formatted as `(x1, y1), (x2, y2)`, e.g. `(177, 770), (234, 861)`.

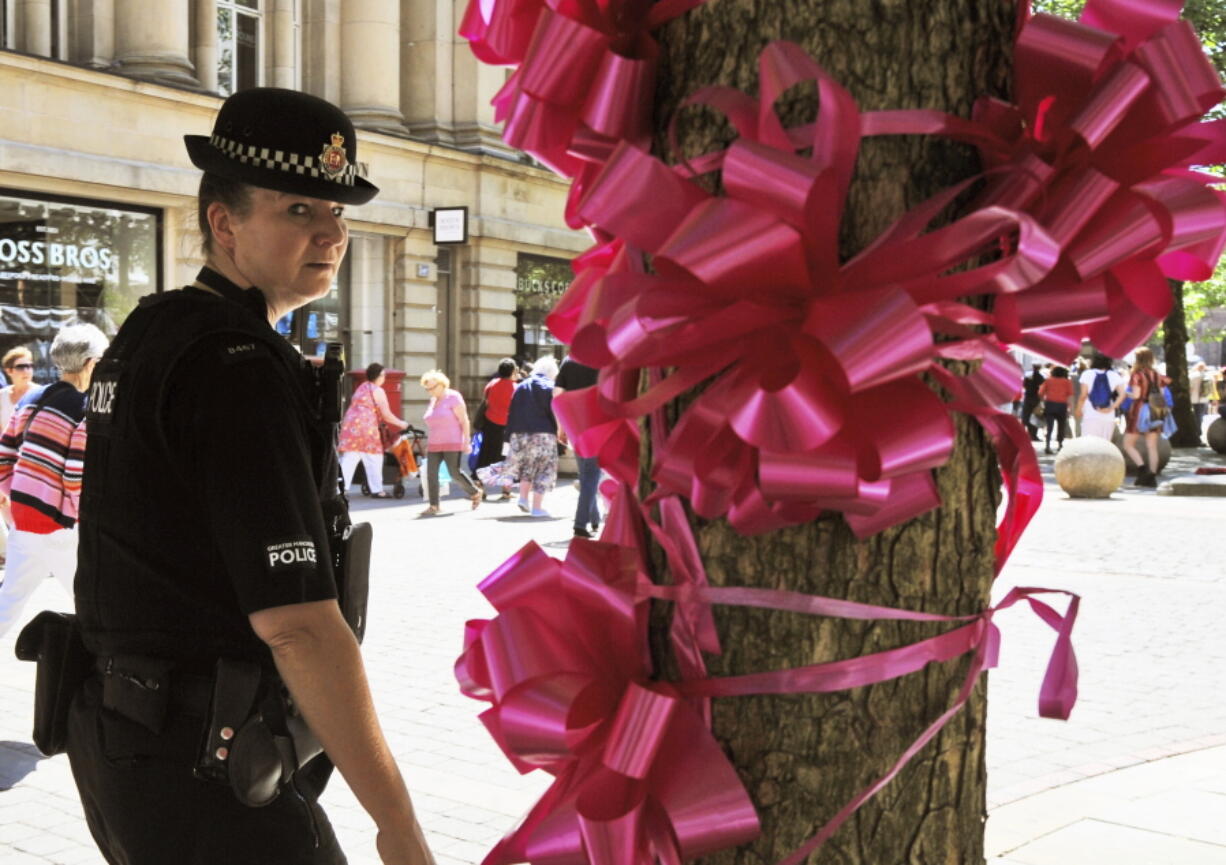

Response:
(358, 425), (427, 499)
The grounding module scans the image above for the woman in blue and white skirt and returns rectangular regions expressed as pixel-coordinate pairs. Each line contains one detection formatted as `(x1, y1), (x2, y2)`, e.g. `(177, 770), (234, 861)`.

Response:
(504, 355), (559, 517)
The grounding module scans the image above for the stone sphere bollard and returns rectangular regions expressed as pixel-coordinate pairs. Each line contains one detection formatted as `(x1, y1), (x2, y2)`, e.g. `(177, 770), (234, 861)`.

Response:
(1111, 428), (1171, 473)
(1209, 417), (1226, 455)
(1055, 437), (1126, 498)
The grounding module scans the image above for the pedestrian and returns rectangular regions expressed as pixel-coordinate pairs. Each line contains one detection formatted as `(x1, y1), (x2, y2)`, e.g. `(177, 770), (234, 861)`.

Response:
(0, 323), (107, 637)
(61, 88), (434, 864)
(0, 345), (39, 565)
(1075, 353), (1125, 441)
(505, 355), (560, 517)
(553, 355), (601, 538)
(338, 362), (409, 498)
(1122, 347), (1169, 488)
(1190, 361), (1213, 432)
(418, 369), (481, 516)
(1038, 366), (1073, 454)
(0, 346), (38, 433)
(475, 358), (516, 476)
(1021, 363), (1044, 440)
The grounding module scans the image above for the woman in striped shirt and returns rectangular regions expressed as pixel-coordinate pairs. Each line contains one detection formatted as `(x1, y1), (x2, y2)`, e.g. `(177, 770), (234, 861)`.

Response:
(0, 322), (108, 637)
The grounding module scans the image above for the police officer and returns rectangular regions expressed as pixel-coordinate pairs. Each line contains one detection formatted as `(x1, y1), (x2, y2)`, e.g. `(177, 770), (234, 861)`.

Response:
(65, 89), (435, 864)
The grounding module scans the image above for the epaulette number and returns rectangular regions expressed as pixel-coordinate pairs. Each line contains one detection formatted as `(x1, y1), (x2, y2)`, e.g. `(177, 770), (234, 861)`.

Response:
(219, 341), (271, 365)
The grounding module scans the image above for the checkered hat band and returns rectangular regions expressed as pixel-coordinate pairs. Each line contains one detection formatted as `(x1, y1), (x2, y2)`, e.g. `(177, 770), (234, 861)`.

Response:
(209, 133), (356, 185)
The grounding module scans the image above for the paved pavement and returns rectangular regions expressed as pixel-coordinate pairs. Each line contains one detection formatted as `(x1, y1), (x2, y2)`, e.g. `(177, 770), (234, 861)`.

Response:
(0, 445), (1223, 864)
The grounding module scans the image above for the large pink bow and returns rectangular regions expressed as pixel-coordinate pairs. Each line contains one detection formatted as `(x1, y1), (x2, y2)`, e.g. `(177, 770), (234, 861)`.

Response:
(455, 537), (760, 865)
(866, 0), (1226, 360)
(551, 42), (1059, 536)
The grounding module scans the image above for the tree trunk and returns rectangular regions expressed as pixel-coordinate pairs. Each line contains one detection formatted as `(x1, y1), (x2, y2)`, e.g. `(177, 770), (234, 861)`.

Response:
(1162, 280), (1201, 446)
(651, 3), (1015, 863)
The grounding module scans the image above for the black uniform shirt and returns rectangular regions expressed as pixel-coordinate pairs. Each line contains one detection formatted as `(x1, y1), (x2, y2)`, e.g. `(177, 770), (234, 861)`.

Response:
(76, 278), (344, 670)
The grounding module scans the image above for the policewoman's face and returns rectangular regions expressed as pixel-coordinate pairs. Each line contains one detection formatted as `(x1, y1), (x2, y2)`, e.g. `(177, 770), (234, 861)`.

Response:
(228, 188), (348, 311)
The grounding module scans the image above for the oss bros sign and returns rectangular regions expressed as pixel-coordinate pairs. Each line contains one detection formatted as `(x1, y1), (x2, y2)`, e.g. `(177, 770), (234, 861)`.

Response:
(0, 238), (114, 272)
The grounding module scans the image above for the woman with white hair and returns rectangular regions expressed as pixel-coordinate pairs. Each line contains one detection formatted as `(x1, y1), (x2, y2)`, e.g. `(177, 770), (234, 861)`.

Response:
(418, 368), (481, 515)
(0, 321), (109, 636)
(504, 355), (560, 517)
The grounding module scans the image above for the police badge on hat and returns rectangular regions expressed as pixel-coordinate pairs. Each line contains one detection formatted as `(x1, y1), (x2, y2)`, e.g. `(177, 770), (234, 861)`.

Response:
(319, 132), (348, 179)
(184, 88), (378, 205)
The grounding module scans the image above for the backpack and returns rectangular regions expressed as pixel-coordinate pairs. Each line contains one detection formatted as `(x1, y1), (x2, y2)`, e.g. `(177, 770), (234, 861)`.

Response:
(1145, 372), (1169, 421)
(1088, 371), (1113, 409)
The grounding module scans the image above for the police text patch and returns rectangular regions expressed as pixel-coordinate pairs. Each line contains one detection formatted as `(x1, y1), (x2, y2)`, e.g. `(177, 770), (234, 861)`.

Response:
(264, 538), (319, 573)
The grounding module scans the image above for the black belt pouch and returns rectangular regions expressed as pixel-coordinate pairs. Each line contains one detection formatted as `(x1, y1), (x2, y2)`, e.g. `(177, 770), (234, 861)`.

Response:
(14, 611), (92, 756)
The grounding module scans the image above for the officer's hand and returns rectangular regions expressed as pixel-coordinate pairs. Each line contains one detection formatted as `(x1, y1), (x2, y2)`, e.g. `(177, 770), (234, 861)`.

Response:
(376, 821), (436, 865)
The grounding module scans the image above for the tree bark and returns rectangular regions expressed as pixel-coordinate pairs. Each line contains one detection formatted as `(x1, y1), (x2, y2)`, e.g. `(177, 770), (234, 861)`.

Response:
(650, 3), (1015, 863)
(1162, 280), (1201, 446)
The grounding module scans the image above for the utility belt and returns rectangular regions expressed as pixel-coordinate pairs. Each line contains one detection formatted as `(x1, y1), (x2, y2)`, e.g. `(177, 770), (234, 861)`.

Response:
(16, 612), (321, 808)
(14, 522), (372, 808)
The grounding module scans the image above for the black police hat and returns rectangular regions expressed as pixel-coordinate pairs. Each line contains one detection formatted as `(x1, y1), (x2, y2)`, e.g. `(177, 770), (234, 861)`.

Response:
(185, 88), (378, 205)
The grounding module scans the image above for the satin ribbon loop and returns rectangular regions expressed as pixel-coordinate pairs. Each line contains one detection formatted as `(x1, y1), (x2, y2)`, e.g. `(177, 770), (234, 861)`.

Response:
(600, 683), (678, 779)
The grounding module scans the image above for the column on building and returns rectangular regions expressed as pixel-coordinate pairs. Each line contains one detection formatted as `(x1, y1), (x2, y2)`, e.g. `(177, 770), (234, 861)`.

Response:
(451, 39), (515, 156)
(18, 0), (51, 56)
(339, 0), (405, 133)
(113, 0), (198, 87)
(270, 0), (296, 88)
(394, 230), (446, 420)
(347, 234), (391, 371)
(400, 0), (454, 144)
(302, 0), (341, 104)
(459, 238), (518, 402)
(194, 0), (218, 92)
(73, 0), (115, 69)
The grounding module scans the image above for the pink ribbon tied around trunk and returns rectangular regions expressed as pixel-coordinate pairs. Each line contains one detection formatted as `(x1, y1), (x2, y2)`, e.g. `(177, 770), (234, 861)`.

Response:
(457, 487), (1081, 865)
(866, 0), (1226, 362)
(552, 41), (1060, 536)
(455, 537), (760, 865)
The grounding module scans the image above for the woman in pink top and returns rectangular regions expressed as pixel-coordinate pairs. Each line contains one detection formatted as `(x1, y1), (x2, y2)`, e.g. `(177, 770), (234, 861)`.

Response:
(419, 369), (481, 515)
(338, 362), (408, 497)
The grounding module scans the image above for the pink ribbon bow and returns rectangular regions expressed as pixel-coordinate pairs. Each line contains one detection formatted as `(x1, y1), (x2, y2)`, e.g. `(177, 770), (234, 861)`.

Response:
(866, 0), (1226, 361)
(462, 0), (709, 229)
(550, 41), (1060, 536)
(455, 537), (760, 865)
(458, 486), (1081, 865)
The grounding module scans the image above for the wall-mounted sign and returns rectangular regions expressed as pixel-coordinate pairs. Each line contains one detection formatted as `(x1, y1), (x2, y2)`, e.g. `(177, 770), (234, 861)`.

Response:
(431, 206), (468, 244)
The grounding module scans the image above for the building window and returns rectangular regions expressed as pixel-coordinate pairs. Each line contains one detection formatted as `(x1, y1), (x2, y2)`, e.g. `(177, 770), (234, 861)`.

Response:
(218, 0), (262, 96)
(514, 254), (571, 364)
(0, 189), (161, 380)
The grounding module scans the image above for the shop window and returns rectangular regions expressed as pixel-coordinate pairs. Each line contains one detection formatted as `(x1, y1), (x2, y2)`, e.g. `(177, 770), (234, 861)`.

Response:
(218, 0), (261, 96)
(0, 189), (160, 381)
(514, 254), (571, 364)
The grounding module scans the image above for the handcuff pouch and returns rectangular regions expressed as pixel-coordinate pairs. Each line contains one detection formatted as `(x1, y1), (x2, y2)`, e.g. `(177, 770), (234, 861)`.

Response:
(14, 611), (91, 756)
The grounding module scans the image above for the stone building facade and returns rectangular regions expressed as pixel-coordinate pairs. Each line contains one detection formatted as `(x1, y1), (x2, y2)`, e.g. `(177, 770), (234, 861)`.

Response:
(0, 0), (586, 416)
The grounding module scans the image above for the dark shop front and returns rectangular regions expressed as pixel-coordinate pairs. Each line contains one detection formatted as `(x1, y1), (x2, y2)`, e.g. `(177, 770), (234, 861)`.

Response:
(0, 189), (160, 380)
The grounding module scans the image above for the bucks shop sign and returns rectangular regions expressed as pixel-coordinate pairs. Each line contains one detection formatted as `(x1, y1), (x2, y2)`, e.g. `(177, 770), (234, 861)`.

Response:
(0, 190), (160, 377)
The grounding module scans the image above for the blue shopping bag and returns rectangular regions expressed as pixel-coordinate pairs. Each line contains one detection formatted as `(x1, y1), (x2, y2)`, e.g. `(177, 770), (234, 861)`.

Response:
(468, 431), (483, 473)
